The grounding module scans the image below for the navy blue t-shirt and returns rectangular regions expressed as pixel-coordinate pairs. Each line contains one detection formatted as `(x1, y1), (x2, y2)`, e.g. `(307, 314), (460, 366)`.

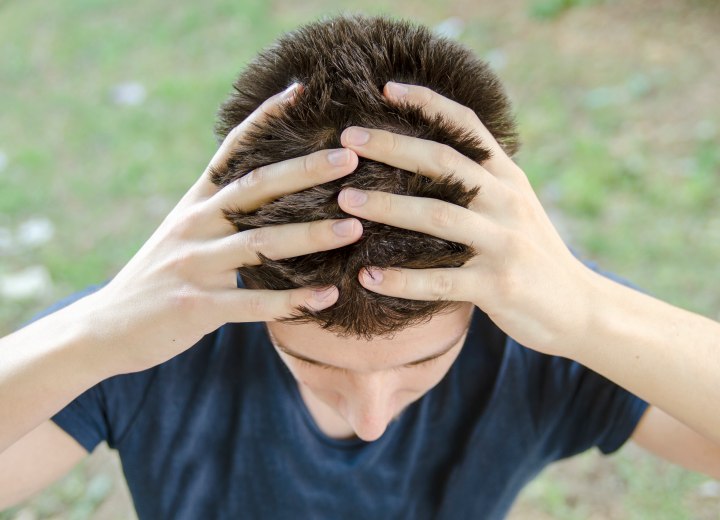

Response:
(45, 276), (648, 519)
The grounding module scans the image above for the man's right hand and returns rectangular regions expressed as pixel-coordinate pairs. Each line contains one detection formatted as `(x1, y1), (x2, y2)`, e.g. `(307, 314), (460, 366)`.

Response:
(89, 83), (361, 375)
(0, 82), (361, 474)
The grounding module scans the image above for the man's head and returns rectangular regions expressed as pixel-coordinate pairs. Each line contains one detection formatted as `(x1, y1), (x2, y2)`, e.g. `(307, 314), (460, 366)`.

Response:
(213, 15), (517, 440)
(213, 14), (518, 338)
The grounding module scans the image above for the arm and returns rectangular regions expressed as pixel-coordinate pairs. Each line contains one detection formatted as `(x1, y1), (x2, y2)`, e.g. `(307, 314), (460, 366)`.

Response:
(0, 421), (87, 509)
(0, 297), (116, 457)
(335, 81), (720, 450)
(579, 272), (720, 447)
(0, 83), (362, 497)
(632, 406), (720, 479)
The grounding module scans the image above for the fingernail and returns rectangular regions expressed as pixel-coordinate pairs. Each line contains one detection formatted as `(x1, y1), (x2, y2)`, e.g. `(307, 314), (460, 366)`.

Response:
(342, 188), (368, 207)
(344, 127), (370, 146)
(332, 218), (355, 237)
(280, 82), (299, 101)
(327, 149), (349, 166)
(386, 82), (409, 99)
(311, 287), (337, 308)
(363, 268), (383, 285)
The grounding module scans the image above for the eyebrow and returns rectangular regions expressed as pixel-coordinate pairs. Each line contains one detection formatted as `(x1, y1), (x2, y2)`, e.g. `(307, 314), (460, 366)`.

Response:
(268, 324), (471, 371)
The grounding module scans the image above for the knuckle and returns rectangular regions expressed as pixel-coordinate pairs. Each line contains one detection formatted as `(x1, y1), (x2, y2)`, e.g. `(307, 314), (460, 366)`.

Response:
(226, 123), (243, 144)
(228, 122), (242, 135)
(306, 220), (328, 246)
(243, 227), (270, 254)
(385, 131), (401, 155)
(389, 270), (402, 291)
(398, 270), (411, 293)
(416, 86), (435, 107)
(286, 290), (301, 313)
(240, 168), (263, 190)
(217, 179), (241, 204)
(302, 153), (315, 176)
(166, 250), (196, 275)
(429, 201), (454, 229)
(259, 97), (277, 116)
(172, 206), (205, 238)
(428, 272), (453, 299)
(434, 144), (460, 173)
(462, 106), (480, 127)
(506, 189), (530, 219)
(378, 192), (394, 215)
(171, 285), (205, 314)
(178, 247), (200, 268)
(246, 293), (268, 317)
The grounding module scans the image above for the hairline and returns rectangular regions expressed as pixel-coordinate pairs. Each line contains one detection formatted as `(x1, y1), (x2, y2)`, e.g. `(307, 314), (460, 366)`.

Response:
(264, 312), (473, 370)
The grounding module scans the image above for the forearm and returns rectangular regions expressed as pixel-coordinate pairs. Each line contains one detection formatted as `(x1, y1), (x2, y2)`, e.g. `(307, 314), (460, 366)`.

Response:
(0, 85), (356, 455)
(573, 270), (720, 445)
(0, 293), (117, 453)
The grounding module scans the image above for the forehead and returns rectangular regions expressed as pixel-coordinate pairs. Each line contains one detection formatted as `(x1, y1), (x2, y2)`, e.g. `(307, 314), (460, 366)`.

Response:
(266, 302), (474, 370)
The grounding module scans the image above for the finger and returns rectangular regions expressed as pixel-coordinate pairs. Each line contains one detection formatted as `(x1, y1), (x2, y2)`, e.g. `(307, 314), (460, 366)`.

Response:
(191, 83), (303, 202)
(206, 147), (358, 216)
(214, 286), (340, 323)
(358, 266), (476, 303)
(383, 81), (517, 177)
(340, 126), (499, 194)
(203, 218), (363, 271)
(338, 188), (496, 250)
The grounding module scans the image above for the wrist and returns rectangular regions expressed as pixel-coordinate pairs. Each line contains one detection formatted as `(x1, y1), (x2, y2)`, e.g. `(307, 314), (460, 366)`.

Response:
(544, 261), (613, 360)
(568, 267), (641, 365)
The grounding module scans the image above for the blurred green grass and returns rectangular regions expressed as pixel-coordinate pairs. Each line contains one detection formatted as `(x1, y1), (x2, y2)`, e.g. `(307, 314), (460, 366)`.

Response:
(1, 0), (718, 518)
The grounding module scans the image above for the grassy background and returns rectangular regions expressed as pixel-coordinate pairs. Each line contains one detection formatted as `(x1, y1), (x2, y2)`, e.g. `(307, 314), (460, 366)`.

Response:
(1, 0), (718, 518)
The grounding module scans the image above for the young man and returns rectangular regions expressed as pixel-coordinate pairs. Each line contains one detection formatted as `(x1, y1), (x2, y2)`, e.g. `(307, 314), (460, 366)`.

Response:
(1, 15), (719, 519)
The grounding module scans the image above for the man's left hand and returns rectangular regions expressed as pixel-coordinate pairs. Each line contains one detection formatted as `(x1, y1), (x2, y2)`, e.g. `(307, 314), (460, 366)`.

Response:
(338, 82), (595, 358)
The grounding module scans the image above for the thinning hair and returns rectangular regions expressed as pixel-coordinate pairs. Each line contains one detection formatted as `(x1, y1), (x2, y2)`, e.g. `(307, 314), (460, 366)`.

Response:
(213, 15), (519, 338)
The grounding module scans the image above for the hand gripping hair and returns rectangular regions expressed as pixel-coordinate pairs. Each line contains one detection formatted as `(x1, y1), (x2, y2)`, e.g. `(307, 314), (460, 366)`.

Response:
(213, 15), (519, 338)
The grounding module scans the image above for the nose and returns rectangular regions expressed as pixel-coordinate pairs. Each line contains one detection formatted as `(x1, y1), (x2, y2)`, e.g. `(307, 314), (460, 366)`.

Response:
(345, 373), (395, 442)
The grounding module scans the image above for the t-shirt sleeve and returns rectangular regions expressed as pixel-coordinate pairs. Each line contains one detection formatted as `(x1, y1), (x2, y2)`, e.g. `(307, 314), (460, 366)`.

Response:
(51, 368), (158, 454)
(23, 283), (153, 454)
(51, 386), (109, 453)
(530, 352), (649, 460)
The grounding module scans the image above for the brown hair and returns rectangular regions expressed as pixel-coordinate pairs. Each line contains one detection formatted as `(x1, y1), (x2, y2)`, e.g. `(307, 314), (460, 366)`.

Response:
(212, 14), (519, 338)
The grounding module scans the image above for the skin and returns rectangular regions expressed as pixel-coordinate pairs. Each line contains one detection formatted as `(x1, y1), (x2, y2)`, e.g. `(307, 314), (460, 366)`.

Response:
(2, 81), (720, 508)
(267, 303), (474, 442)
(0, 83), (369, 506)
(332, 81), (720, 474)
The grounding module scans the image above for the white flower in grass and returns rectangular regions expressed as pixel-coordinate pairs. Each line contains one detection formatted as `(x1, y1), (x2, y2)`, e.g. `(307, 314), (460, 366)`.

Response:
(17, 218), (54, 248)
(111, 81), (147, 106)
(0, 266), (52, 300)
